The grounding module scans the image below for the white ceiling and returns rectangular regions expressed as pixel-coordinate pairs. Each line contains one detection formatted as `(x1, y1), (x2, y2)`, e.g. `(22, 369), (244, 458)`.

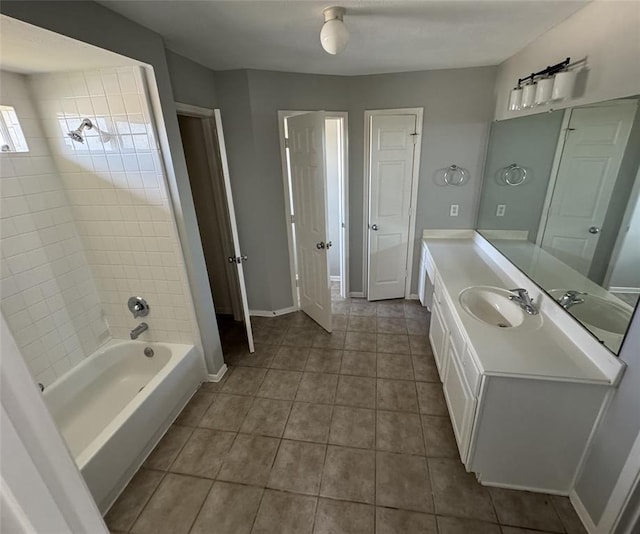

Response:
(0, 15), (137, 74)
(98, 0), (589, 75)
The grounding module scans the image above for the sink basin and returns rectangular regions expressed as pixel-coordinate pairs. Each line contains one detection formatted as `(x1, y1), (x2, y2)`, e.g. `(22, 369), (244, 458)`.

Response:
(459, 286), (525, 328)
(549, 289), (632, 335)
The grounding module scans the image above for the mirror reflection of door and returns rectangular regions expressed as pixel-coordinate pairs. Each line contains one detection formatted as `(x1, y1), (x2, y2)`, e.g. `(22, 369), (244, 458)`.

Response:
(540, 101), (638, 275)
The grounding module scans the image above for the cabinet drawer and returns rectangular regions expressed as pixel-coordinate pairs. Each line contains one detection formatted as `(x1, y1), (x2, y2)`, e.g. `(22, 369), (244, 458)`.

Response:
(440, 295), (466, 357)
(461, 346), (481, 394)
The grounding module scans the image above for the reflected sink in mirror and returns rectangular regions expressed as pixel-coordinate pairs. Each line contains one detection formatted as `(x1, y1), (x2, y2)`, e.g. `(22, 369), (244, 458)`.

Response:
(549, 290), (632, 335)
(459, 286), (527, 328)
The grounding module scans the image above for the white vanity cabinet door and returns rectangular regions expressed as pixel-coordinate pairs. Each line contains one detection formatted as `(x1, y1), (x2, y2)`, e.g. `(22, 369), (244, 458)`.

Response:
(443, 342), (476, 463)
(429, 301), (448, 380)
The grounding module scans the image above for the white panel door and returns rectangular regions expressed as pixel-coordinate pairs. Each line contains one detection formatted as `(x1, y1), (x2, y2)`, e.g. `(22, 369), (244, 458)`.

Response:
(287, 112), (332, 332)
(367, 114), (417, 300)
(541, 102), (637, 275)
(213, 110), (254, 352)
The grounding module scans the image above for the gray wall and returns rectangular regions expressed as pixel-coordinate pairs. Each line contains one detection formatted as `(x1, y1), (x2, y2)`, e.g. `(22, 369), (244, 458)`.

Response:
(215, 67), (496, 307)
(1, 1), (224, 374)
(575, 307), (640, 523)
(477, 111), (565, 241)
(166, 49), (218, 109)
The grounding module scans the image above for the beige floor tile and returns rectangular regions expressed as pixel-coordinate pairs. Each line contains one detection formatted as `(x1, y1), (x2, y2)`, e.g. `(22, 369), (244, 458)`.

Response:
(376, 410), (425, 455)
(313, 329), (346, 349)
(130, 473), (211, 534)
(252, 325), (287, 345)
(501, 528), (560, 534)
(170, 428), (235, 479)
(377, 333), (411, 354)
(377, 353), (414, 380)
(347, 315), (377, 333)
(349, 300), (377, 316)
(228, 344), (277, 368)
(284, 402), (333, 443)
(406, 317), (430, 335)
(376, 451), (433, 513)
(271, 346), (310, 371)
(335, 375), (376, 408)
(320, 445), (375, 503)
(305, 348), (343, 374)
(174, 390), (215, 427)
(240, 398), (292, 437)
(105, 469), (164, 532)
(256, 369), (302, 400)
(429, 457), (496, 522)
(376, 317), (407, 334)
(340, 351), (377, 377)
(314, 498), (374, 534)
(217, 434), (280, 486)
(329, 406), (375, 449)
(551, 495), (588, 534)
(404, 302), (430, 320)
(377, 378), (419, 412)
(190, 481), (263, 534)
(344, 331), (377, 351)
(267, 439), (326, 495)
(422, 415), (458, 457)
(222, 367), (267, 395)
(416, 382), (447, 415)
(437, 516), (502, 534)
(282, 326), (319, 347)
(252, 489), (317, 534)
(376, 301), (405, 318)
(332, 300), (351, 315)
(375, 507), (437, 533)
(199, 394), (253, 431)
(412, 354), (439, 382)
(489, 487), (564, 532)
(143, 425), (192, 471)
(296, 372), (338, 403)
(330, 314), (349, 332)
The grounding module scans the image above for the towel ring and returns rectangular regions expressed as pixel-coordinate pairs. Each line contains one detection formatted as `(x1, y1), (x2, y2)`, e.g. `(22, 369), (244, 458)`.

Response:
(443, 165), (469, 186)
(501, 164), (527, 186)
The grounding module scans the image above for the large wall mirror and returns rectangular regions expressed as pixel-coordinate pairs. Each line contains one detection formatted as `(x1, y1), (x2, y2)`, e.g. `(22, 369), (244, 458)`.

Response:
(477, 96), (640, 354)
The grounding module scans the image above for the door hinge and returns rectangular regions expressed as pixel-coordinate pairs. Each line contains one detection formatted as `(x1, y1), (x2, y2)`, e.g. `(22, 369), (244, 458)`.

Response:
(410, 132), (419, 144)
(284, 137), (290, 149)
(290, 214), (295, 224)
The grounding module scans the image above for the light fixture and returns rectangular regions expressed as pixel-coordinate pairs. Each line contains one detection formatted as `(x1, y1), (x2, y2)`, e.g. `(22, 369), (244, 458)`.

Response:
(320, 6), (349, 55)
(521, 82), (537, 109)
(508, 85), (523, 111)
(535, 76), (554, 106)
(552, 70), (577, 101)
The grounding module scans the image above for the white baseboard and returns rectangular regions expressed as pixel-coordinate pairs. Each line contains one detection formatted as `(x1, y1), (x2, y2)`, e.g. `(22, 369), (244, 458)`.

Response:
(609, 286), (640, 294)
(208, 364), (228, 383)
(349, 291), (364, 298)
(407, 293), (420, 300)
(330, 275), (341, 282)
(570, 489), (597, 534)
(249, 306), (298, 317)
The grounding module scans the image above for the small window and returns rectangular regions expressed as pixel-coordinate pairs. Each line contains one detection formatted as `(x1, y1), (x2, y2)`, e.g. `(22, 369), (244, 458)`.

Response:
(0, 105), (29, 153)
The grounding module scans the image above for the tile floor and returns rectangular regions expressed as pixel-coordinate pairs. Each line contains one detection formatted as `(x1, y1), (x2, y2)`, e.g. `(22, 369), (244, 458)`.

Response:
(106, 285), (587, 534)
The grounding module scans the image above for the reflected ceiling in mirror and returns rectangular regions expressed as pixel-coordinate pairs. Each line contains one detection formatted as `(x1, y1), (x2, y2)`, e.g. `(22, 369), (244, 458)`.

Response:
(477, 96), (640, 354)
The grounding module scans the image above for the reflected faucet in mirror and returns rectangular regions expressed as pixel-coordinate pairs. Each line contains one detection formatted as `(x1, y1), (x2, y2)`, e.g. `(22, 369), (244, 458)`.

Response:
(558, 290), (586, 310)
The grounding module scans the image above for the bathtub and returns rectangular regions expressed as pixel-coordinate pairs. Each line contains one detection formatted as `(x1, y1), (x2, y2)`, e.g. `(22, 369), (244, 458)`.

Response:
(43, 339), (206, 513)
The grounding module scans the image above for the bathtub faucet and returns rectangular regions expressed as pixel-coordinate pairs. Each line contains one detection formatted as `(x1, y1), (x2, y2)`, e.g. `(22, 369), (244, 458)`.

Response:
(130, 322), (149, 340)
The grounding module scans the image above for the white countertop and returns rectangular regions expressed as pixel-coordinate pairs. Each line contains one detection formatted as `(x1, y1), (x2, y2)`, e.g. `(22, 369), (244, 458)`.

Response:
(423, 237), (613, 384)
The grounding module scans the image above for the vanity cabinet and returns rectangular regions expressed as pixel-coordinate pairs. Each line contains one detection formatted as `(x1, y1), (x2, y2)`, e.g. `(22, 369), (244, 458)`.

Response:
(420, 236), (616, 494)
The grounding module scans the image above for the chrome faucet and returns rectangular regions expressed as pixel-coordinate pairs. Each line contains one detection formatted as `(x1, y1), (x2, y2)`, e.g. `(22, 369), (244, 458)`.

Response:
(508, 288), (538, 315)
(557, 290), (586, 310)
(130, 322), (149, 340)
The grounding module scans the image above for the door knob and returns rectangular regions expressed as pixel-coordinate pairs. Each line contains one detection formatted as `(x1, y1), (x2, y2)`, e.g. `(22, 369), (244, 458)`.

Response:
(316, 242), (326, 249)
(588, 226), (600, 234)
(326, 241), (333, 249)
(370, 224), (379, 231)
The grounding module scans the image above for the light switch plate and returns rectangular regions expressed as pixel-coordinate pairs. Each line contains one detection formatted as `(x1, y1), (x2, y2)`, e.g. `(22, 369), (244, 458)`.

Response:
(496, 204), (506, 217)
(450, 204), (459, 217)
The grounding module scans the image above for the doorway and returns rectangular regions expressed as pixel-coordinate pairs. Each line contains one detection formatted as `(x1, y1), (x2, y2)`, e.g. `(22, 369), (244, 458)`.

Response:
(364, 108), (424, 301)
(278, 111), (349, 323)
(177, 104), (254, 353)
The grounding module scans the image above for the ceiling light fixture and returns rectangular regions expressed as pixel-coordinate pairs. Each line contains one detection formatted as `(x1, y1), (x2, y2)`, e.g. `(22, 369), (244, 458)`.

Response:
(320, 6), (349, 55)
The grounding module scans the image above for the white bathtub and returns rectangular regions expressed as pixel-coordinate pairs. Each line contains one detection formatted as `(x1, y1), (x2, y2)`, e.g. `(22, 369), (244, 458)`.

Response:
(44, 339), (206, 513)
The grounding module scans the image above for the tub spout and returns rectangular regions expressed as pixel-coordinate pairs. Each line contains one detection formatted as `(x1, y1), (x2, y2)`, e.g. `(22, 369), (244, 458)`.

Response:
(130, 322), (149, 340)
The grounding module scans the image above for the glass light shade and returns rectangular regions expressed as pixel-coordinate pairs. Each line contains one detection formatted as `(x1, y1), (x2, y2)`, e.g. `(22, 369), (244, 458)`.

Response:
(552, 70), (577, 101)
(521, 83), (537, 109)
(320, 19), (349, 55)
(535, 76), (554, 105)
(508, 87), (523, 111)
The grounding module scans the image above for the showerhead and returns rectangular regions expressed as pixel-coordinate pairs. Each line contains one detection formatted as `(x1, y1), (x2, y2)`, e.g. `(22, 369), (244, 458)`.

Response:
(67, 118), (93, 143)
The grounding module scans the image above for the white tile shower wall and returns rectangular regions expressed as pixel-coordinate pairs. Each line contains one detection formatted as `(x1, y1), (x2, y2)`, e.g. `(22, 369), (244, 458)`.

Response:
(29, 66), (198, 345)
(0, 71), (109, 386)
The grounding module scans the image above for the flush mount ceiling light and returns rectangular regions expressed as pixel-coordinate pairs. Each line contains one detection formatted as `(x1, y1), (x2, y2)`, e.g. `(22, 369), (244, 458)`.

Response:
(320, 6), (349, 55)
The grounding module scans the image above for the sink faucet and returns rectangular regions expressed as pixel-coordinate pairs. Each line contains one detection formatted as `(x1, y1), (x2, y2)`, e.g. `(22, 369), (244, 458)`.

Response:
(508, 288), (538, 315)
(557, 290), (586, 310)
(130, 322), (149, 340)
